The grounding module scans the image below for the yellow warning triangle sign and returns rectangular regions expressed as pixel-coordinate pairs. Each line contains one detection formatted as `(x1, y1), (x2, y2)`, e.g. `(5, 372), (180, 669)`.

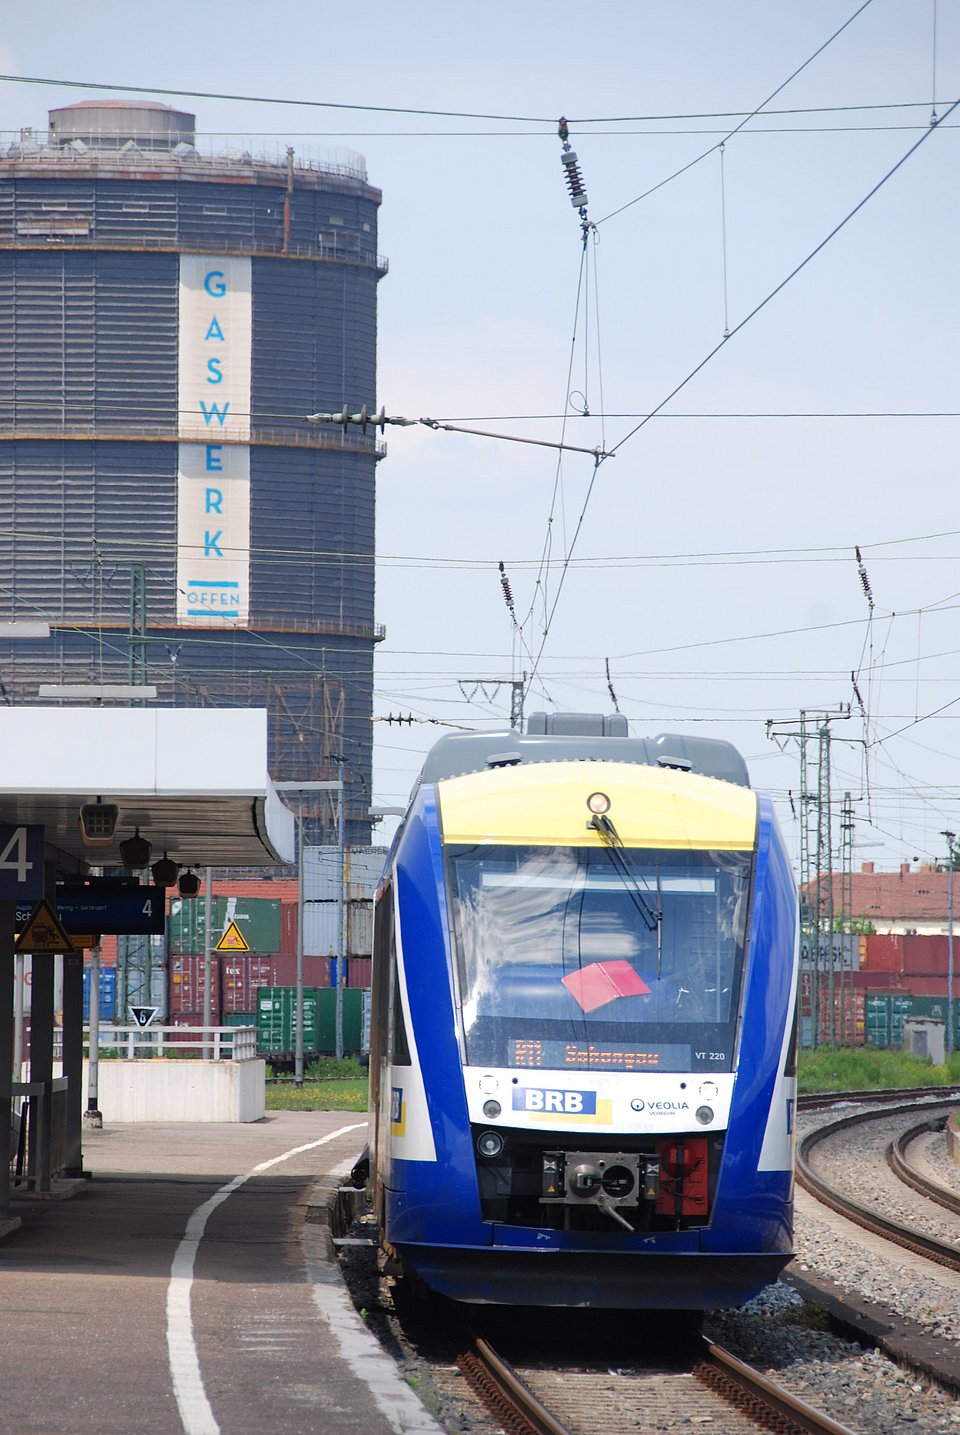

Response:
(215, 919), (250, 953)
(15, 899), (74, 955)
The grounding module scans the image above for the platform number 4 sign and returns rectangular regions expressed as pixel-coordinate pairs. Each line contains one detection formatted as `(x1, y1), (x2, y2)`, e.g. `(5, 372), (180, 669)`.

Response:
(0, 825), (44, 900)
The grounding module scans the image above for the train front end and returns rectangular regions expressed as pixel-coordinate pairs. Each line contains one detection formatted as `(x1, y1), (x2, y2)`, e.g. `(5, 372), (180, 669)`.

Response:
(372, 736), (798, 1308)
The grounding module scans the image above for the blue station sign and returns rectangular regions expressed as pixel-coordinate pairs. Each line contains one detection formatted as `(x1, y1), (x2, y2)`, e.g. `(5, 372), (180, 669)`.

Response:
(15, 883), (166, 936)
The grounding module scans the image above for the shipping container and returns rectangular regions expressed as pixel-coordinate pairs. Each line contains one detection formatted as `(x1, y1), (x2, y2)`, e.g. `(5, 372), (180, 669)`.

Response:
(861, 935), (904, 973)
(901, 936), (950, 976)
(270, 954), (332, 988)
(256, 986), (320, 1060)
(303, 897), (374, 958)
(347, 957), (371, 989)
(168, 955), (221, 1019)
(864, 992), (914, 1049)
(222, 1012), (256, 1029)
(851, 969), (903, 990)
(221, 955), (277, 1014)
(902, 975), (952, 997)
(316, 988), (364, 1055)
(82, 966), (117, 1022)
(169, 896), (281, 956)
(280, 901), (297, 957)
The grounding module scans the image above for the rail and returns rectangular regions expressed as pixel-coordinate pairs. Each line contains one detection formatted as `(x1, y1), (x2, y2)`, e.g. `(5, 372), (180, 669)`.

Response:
(83, 1024), (258, 1061)
(797, 1099), (960, 1273)
(457, 1332), (861, 1435)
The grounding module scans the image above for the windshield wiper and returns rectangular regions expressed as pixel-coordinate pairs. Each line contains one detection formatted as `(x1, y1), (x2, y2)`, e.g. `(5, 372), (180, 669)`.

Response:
(588, 813), (663, 973)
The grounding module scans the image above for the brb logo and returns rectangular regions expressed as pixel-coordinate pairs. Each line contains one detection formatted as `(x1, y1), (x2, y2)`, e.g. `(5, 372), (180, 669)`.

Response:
(513, 1087), (597, 1115)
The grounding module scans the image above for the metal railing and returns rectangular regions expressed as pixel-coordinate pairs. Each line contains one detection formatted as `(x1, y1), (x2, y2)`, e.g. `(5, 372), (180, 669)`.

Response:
(83, 1025), (258, 1061)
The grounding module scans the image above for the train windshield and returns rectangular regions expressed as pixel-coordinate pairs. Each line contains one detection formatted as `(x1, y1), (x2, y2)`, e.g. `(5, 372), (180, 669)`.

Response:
(447, 845), (752, 1074)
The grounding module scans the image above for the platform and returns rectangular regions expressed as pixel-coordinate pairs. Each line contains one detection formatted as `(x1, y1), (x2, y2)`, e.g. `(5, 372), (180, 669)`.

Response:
(0, 1111), (440, 1435)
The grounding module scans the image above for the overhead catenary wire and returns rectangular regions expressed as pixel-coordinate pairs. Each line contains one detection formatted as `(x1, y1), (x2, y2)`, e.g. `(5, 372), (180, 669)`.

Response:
(597, 0), (878, 225)
(525, 92), (960, 693)
(5, 67), (944, 127)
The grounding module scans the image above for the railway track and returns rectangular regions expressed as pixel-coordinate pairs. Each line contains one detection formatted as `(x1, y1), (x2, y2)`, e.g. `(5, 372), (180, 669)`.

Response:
(886, 1116), (960, 1217)
(456, 1331), (863, 1435)
(796, 1098), (960, 1273)
(797, 1085), (960, 1114)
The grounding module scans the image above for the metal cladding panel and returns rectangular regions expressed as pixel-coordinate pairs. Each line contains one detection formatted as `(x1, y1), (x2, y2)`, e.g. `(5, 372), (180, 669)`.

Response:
(0, 440), (176, 621)
(178, 182), (260, 252)
(0, 175), (379, 255)
(0, 250), (178, 433)
(303, 845), (384, 899)
(252, 257), (377, 421)
(249, 447), (374, 626)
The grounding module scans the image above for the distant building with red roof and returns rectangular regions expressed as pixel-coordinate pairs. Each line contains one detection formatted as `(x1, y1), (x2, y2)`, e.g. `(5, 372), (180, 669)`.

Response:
(804, 861), (955, 936)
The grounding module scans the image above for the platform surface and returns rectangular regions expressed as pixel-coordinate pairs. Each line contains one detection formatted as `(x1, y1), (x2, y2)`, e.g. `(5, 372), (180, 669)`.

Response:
(1, 1112), (440, 1434)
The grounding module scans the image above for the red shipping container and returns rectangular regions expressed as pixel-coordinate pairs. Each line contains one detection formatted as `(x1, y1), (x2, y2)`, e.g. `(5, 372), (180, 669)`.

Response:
(98, 935), (119, 966)
(221, 955), (277, 1013)
(270, 953), (333, 988)
(168, 955), (222, 1019)
(901, 975), (951, 997)
(165, 1013), (205, 1048)
(347, 957), (371, 989)
(281, 901), (297, 957)
(901, 935), (949, 975)
(861, 935), (903, 973)
(851, 969), (903, 990)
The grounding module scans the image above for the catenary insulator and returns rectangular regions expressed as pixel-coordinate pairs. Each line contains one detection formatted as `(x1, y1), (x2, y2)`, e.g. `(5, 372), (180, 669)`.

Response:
(561, 150), (588, 208)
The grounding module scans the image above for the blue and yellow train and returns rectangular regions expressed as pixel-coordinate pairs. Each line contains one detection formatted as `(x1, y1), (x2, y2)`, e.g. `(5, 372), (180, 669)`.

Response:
(369, 714), (798, 1308)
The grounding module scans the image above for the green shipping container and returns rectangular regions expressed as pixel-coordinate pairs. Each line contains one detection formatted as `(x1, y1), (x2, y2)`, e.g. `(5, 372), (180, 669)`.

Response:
(170, 897), (281, 956)
(863, 993), (914, 1049)
(316, 989), (363, 1055)
(256, 986), (320, 1055)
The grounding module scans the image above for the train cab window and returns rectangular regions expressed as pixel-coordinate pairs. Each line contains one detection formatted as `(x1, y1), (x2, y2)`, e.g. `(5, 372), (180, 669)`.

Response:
(373, 879), (410, 1066)
(391, 954), (411, 1066)
(446, 844), (752, 1074)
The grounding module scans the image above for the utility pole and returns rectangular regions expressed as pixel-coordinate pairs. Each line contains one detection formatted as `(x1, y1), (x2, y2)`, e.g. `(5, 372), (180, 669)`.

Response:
(767, 707), (851, 1047)
(275, 780), (342, 1082)
(128, 563), (149, 704)
(837, 791), (855, 1046)
(335, 757), (346, 1061)
(942, 830), (956, 1059)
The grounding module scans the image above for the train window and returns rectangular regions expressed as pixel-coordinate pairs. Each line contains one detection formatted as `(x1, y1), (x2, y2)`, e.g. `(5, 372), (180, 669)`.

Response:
(374, 880), (410, 1066)
(446, 844), (752, 1073)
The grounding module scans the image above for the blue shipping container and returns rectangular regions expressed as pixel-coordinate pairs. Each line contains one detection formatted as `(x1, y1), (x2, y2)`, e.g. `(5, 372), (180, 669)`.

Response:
(83, 966), (117, 1022)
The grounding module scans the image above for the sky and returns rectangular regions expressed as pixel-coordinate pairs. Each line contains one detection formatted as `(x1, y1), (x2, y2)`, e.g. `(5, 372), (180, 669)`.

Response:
(1, 1), (958, 875)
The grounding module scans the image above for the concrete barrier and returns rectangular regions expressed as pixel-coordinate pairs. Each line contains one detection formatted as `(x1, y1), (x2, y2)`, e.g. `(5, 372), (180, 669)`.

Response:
(82, 1058), (266, 1122)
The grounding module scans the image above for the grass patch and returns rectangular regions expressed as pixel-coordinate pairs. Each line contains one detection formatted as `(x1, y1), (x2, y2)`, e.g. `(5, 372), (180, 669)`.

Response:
(798, 1046), (960, 1093)
(266, 1047), (960, 1110)
(266, 1055), (369, 1112)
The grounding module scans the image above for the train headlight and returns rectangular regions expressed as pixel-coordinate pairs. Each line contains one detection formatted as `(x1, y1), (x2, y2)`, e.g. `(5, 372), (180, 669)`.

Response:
(477, 1130), (505, 1158)
(698, 1081), (718, 1100)
(695, 1105), (714, 1125)
(482, 1099), (502, 1119)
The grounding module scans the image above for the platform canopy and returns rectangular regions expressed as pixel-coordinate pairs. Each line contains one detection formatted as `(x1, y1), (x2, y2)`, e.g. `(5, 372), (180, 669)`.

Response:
(0, 708), (295, 871)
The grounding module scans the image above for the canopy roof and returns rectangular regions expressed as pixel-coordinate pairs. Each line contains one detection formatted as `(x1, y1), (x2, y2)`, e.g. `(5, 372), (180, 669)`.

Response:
(0, 708), (295, 872)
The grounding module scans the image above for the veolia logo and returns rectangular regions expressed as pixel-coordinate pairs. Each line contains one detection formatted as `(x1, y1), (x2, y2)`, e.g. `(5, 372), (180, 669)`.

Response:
(630, 1098), (645, 1112)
